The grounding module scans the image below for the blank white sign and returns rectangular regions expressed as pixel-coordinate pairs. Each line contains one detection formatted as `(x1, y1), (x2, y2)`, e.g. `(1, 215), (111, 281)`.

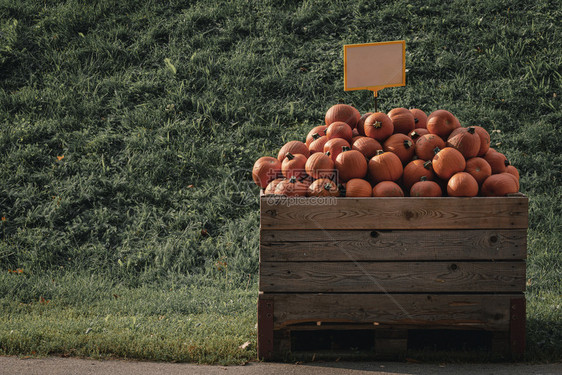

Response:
(344, 41), (405, 92)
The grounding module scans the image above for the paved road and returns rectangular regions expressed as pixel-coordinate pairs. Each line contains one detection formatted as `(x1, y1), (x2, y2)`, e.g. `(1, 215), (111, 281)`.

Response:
(1, 356), (562, 375)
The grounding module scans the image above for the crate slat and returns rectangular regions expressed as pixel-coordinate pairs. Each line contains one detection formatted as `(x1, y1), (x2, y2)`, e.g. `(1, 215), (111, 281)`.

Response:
(257, 295), (274, 359)
(510, 297), (526, 356)
(266, 293), (517, 331)
(260, 196), (528, 230)
(260, 261), (526, 293)
(260, 229), (527, 261)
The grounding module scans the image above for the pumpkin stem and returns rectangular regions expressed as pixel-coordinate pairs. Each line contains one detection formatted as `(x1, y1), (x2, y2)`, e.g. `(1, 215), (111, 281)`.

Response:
(423, 160), (433, 169)
(325, 151), (331, 157)
(404, 140), (413, 149)
(414, 117), (419, 124)
(504, 159), (510, 166)
(433, 147), (441, 155)
(420, 176), (428, 182)
(289, 176), (297, 183)
(285, 153), (295, 160)
(376, 149), (384, 156)
(312, 133), (321, 140)
(467, 127), (475, 134)
(323, 183), (333, 191)
(372, 120), (382, 129)
(342, 146), (351, 152)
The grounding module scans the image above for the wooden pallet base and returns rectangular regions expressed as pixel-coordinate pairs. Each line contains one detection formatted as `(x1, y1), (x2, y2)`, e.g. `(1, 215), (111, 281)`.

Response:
(263, 325), (517, 362)
(267, 328), (511, 361)
(258, 293), (525, 361)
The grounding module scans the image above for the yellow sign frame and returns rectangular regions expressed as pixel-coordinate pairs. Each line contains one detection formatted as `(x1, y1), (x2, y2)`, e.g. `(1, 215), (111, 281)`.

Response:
(343, 40), (406, 94)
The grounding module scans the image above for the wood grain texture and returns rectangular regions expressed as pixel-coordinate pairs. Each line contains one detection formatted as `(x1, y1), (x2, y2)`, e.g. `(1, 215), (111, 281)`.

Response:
(259, 261), (526, 293)
(266, 293), (518, 331)
(257, 296), (274, 360)
(271, 330), (291, 361)
(260, 195), (528, 230)
(260, 229), (527, 261)
(510, 297), (526, 358)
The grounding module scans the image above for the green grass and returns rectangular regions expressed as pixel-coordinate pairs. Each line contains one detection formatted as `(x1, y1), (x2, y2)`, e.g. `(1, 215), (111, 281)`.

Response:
(0, 271), (257, 364)
(1, 0), (561, 363)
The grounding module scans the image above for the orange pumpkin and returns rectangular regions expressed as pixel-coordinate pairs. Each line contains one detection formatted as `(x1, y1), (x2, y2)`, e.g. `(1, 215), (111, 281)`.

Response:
(504, 170), (520, 191)
(427, 109), (461, 139)
(447, 172), (479, 197)
(326, 121), (353, 142)
(363, 112), (394, 142)
(410, 176), (442, 197)
(464, 157), (492, 186)
(281, 153), (307, 179)
(305, 152), (334, 179)
(368, 151), (403, 183)
(252, 156), (282, 188)
(403, 159), (434, 191)
(410, 108), (428, 129)
(277, 140), (310, 161)
(409, 128), (430, 142)
(308, 178), (340, 197)
(308, 134), (328, 154)
(325, 104), (361, 129)
(483, 149), (509, 174)
(383, 133), (415, 164)
(432, 147), (466, 180)
(505, 165), (520, 181)
(415, 134), (446, 161)
(274, 176), (308, 196)
(481, 173), (519, 196)
(356, 112), (373, 136)
(388, 107), (415, 134)
(264, 178), (284, 195)
(335, 147), (368, 182)
(305, 125), (327, 146)
(447, 126), (481, 159)
(472, 126), (491, 156)
(323, 138), (350, 162)
(372, 181), (404, 197)
(345, 178), (372, 197)
(352, 136), (383, 159)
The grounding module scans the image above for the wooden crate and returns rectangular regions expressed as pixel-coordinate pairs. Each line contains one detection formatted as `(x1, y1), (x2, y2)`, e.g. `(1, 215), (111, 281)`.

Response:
(258, 194), (528, 360)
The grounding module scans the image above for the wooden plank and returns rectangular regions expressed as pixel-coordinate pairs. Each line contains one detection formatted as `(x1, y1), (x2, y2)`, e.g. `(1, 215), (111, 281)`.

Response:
(260, 195), (528, 230)
(276, 323), (380, 331)
(510, 297), (526, 358)
(260, 261), (526, 293)
(260, 229), (527, 261)
(272, 330), (291, 361)
(269, 293), (517, 331)
(492, 331), (510, 356)
(257, 295), (274, 360)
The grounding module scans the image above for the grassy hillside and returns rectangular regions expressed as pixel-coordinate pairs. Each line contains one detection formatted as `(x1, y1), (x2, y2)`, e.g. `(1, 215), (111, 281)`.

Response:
(1, 0), (561, 363)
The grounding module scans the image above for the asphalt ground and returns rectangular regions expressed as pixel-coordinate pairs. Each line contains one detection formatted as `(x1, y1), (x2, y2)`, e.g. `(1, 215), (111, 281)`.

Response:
(1, 357), (562, 375)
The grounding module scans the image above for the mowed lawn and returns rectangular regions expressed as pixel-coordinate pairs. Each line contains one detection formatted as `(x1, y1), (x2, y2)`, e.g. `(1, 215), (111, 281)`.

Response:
(0, 0), (561, 363)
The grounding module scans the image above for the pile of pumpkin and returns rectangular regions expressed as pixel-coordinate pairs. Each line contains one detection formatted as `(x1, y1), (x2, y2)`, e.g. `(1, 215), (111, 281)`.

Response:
(252, 104), (520, 197)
